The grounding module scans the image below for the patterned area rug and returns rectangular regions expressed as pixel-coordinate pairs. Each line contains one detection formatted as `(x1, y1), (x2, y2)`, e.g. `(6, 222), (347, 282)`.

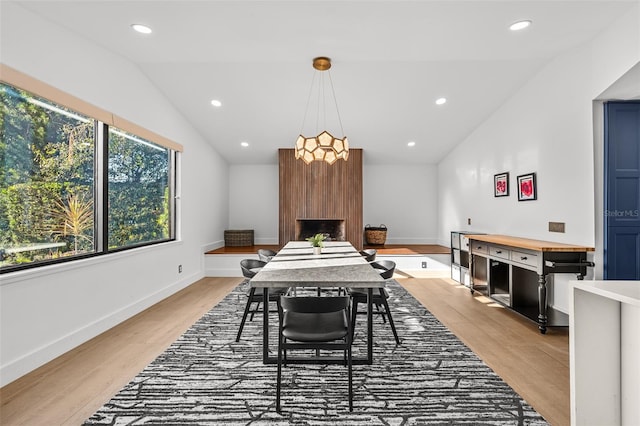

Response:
(84, 281), (548, 425)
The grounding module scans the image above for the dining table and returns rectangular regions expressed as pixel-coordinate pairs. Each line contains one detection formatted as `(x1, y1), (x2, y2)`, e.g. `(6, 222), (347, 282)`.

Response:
(249, 240), (386, 365)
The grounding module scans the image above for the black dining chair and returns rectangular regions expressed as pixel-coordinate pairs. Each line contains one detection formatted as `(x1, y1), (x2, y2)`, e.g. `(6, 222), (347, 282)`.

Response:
(236, 259), (289, 342)
(276, 295), (353, 413)
(257, 248), (277, 263)
(359, 249), (377, 262)
(348, 260), (400, 345)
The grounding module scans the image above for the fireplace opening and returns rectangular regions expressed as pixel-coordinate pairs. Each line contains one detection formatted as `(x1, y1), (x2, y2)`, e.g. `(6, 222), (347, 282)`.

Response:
(296, 219), (346, 241)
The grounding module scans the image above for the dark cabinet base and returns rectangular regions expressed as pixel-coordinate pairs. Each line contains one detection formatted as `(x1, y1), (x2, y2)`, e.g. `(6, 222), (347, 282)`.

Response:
(467, 235), (593, 334)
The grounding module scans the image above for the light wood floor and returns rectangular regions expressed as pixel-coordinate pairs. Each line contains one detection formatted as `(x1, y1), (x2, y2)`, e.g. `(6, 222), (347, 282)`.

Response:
(0, 275), (569, 426)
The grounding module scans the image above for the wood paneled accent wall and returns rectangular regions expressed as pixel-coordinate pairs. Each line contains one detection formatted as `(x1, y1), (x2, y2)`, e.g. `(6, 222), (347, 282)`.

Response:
(279, 148), (363, 250)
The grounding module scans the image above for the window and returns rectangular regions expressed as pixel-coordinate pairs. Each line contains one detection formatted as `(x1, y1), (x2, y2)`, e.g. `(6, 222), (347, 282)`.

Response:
(107, 128), (171, 250)
(0, 78), (178, 273)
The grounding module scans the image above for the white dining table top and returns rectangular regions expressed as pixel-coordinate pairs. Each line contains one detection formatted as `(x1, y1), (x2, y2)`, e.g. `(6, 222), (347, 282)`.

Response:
(250, 241), (385, 288)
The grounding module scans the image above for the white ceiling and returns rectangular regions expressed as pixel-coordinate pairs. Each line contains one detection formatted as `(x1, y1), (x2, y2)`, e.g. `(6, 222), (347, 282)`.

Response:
(9, 0), (638, 165)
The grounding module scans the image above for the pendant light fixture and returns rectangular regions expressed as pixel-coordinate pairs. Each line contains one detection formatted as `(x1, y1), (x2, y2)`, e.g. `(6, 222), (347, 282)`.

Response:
(294, 57), (349, 165)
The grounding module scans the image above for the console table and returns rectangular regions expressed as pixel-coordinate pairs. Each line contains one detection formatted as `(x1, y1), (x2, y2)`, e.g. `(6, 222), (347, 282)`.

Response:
(467, 234), (594, 334)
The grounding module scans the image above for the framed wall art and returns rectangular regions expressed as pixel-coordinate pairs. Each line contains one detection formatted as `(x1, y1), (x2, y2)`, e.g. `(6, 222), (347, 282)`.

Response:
(494, 172), (509, 197)
(517, 172), (537, 201)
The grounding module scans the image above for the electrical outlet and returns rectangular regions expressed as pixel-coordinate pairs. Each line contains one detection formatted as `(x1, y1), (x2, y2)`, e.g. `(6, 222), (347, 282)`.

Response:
(421, 261), (427, 269)
(548, 222), (565, 233)
(178, 264), (182, 273)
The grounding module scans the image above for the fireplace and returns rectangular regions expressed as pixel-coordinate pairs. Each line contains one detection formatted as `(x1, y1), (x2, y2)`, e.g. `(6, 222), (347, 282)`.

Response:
(296, 219), (346, 241)
(279, 149), (363, 249)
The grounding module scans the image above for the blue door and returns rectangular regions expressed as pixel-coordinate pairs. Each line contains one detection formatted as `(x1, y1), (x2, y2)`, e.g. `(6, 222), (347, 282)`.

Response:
(604, 101), (640, 279)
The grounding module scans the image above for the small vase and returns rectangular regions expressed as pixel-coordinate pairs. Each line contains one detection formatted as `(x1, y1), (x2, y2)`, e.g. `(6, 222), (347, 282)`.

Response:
(313, 246), (322, 255)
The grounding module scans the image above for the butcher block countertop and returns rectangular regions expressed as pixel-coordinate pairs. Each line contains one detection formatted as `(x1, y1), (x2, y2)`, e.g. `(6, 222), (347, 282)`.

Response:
(465, 234), (594, 252)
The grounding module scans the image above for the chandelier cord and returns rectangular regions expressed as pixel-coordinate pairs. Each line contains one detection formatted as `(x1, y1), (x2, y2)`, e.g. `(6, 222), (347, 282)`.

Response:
(316, 72), (323, 135)
(327, 70), (345, 137)
(299, 71), (317, 135)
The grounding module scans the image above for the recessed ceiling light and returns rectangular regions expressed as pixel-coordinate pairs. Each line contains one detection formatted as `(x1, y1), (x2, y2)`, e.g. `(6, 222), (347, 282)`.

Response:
(407, 141), (416, 147)
(241, 142), (249, 147)
(435, 97), (447, 105)
(131, 24), (152, 34)
(211, 99), (222, 107)
(509, 20), (531, 31)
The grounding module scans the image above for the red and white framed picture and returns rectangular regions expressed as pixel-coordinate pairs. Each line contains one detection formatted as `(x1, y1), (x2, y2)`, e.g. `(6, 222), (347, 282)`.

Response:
(494, 172), (509, 197)
(517, 172), (537, 201)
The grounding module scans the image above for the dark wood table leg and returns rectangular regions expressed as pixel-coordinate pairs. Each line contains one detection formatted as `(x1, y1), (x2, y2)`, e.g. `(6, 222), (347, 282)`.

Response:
(537, 274), (548, 334)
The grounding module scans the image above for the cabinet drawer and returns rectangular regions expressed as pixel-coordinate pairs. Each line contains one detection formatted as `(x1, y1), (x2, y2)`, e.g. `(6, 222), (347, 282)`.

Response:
(460, 236), (470, 252)
(453, 249), (460, 265)
(460, 267), (470, 286)
(451, 233), (460, 249)
(510, 249), (538, 269)
(451, 264), (461, 282)
(489, 245), (510, 260)
(470, 241), (489, 255)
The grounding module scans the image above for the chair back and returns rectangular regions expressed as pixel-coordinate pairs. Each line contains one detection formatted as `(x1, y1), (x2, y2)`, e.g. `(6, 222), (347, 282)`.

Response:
(280, 296), (350, 314)
(359, 249), (377, 262)
(240, 258), (267, 279)
(257, 249), (277, 262)
(371, 260), (396, 280)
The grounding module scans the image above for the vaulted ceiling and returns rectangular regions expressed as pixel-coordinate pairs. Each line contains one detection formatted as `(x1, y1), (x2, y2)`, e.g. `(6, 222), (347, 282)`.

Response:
(8, 0), (637, 164)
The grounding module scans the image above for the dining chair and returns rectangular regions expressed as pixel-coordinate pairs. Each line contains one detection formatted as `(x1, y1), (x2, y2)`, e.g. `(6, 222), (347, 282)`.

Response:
(276, 295), (353, 413)
(359, 249), (377, 262)
(236, 259), (288, 342)
(257, 248), (277, 263)
(348, 260), (400, 345)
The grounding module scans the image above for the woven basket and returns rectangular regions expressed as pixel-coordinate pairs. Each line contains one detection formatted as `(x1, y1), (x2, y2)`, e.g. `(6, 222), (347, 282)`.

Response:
(224, 229), (254, 247)
(364, 224), (387, 245)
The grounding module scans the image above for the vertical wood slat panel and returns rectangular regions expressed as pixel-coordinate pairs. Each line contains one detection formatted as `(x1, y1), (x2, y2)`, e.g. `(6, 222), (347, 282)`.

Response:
(279, 149), (363, 250)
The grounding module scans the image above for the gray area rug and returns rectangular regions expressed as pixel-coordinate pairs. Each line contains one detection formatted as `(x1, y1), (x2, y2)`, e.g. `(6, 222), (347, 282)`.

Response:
(84, 281), (548, 425)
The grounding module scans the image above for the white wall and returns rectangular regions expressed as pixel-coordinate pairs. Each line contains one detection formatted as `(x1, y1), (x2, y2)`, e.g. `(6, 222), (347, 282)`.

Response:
(364, 164), (438, 244)
(0, 3), (228, 386)
(228, 165), (279, 244)
(228, 163), (439, 245)
(438, 6), (639, 247)
(437, 6), (640, 312)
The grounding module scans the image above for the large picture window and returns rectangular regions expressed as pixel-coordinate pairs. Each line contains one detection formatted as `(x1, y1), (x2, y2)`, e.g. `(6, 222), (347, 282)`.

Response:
(0, 78), (177, 273)
(108, 128), (171, 250)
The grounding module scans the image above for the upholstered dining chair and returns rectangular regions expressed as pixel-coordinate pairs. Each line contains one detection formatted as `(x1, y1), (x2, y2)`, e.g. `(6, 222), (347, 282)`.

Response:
(257, 248), (277, 263)
(359, 249), (377, 262)
(235, 259), (289, 342)
(276, 295), (353, 413)
(348, 260), (400, 345)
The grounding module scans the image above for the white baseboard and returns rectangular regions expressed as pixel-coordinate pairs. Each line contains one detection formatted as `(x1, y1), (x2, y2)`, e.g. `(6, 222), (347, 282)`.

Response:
(204, 252), (451, 278)
(204, 253), (254, 277)
(0, 270), (202, 387)
(383, 237), (441, 245)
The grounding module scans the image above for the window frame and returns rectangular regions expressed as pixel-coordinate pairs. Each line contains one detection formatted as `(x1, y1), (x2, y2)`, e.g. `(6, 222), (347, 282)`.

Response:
(0, 65), (181, 274)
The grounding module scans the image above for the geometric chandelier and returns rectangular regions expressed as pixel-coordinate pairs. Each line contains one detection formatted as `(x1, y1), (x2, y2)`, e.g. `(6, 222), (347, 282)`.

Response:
(294, 57), (349, 165)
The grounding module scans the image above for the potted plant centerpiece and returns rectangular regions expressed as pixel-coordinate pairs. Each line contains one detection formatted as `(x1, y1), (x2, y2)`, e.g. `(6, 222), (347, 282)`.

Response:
(306, 233), (326, 255)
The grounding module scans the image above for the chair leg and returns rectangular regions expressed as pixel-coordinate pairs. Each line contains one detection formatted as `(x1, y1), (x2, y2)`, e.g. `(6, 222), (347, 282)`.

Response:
(348, 344), (353, 411)
(379, 290), (400, 345)
(276, 338), (283, 413)
(350, 299), (359, 341)
(375, 302), (386, 323)
(236, 288), (256, 342)
(250, 300), (261, 321)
